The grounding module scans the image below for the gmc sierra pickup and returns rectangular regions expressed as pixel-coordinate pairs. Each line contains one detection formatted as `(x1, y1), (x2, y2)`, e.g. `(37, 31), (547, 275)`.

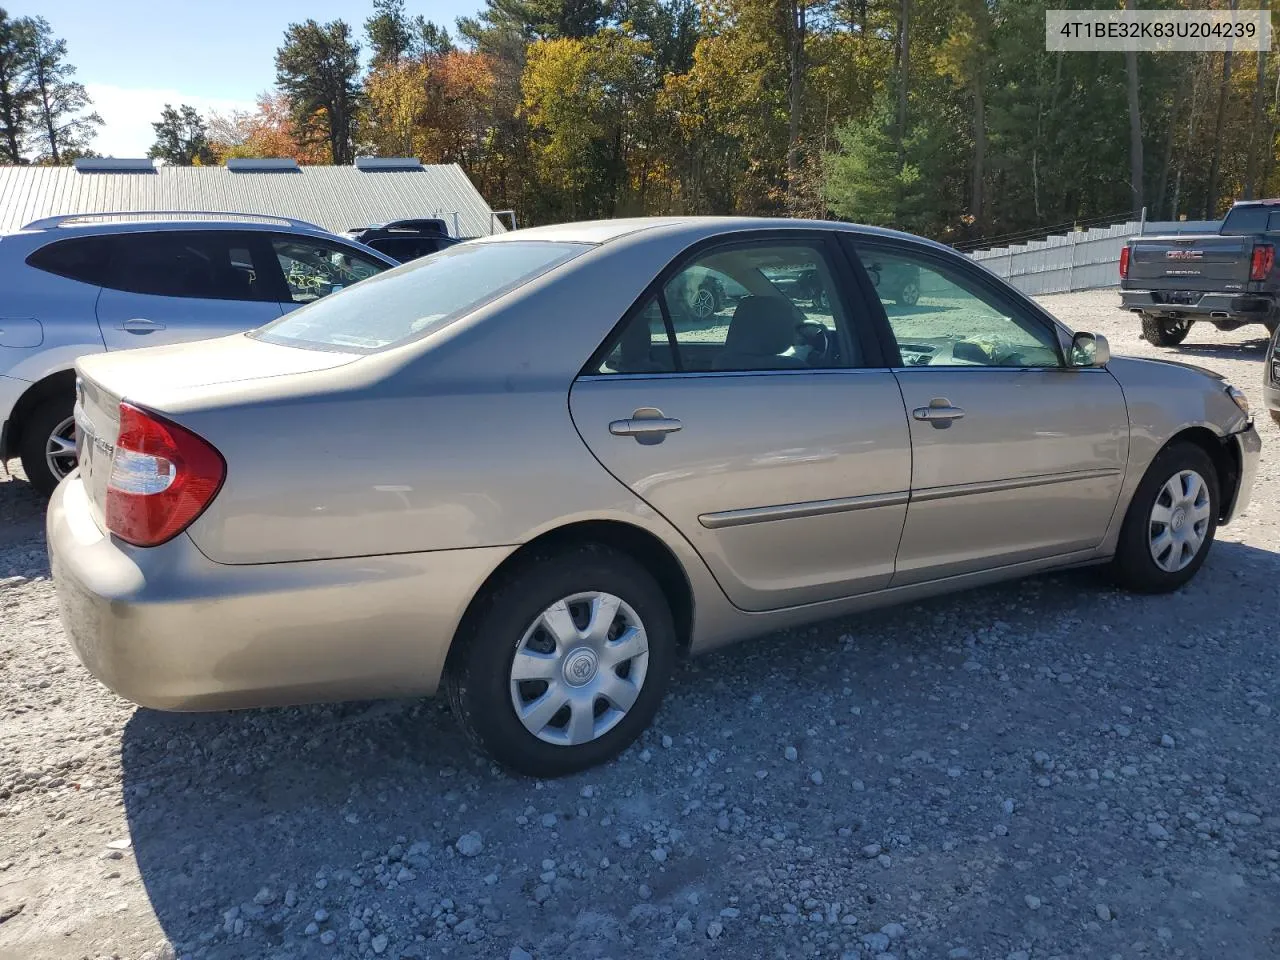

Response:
(1120, 199), (1280, 346)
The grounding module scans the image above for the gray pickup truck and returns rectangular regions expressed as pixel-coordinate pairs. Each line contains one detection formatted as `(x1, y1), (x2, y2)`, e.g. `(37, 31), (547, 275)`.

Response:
(1120, 199), (1280, 346)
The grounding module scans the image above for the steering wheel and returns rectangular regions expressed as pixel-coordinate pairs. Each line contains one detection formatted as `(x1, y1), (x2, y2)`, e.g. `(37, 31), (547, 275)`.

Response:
(795, 320), (831, 365)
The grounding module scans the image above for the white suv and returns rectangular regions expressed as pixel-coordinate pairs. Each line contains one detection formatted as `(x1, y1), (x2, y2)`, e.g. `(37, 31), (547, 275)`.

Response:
(1, 213), (397, 494)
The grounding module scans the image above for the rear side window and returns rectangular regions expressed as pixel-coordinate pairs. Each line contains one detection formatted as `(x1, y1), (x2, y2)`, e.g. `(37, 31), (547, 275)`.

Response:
(253, 240), (591, 352)
(102, 231), (280, 302)
(26, 236), (111, 286)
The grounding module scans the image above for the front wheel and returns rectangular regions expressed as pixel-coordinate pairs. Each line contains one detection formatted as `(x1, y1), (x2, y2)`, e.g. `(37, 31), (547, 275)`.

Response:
(1110, 442), (1219, 594)
(895, 280), (921, 306)
(446, 543), (677, 777)
(18, 395), (77, 497)
(1141, 315), (1191, 346)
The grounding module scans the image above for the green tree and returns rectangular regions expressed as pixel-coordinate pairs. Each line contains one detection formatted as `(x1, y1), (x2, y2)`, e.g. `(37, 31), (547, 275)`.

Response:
(413, 18), (456, 56)
(823, 89), (951, 234)
(366, 0), (410, 67)
(275, 19), (362, 165)
(0, 8), (36, 163)
(26, 16), (100, 164)
(522, 30), (657, 219)
(148, 104), (215, 165)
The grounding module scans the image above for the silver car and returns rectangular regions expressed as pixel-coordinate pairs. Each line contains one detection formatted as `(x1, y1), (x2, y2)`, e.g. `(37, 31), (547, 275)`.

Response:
(49, 218), (1262, 777)
(0, 213), (395, 496)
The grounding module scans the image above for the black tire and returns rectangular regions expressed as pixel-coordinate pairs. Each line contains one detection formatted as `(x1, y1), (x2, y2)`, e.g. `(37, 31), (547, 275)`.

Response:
(895, 279), (921, 306)
(446, 543), (677, 777)
(1140, 314), (1191, 346)
(18, 394), (76, 497)
(1109, 441), (1219, 594)
(1264, 315), (1278, 336)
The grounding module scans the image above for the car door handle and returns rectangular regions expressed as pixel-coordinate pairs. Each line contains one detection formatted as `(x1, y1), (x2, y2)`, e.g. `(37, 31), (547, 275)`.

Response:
(118, 318), (166, 334)
(912, 399), (966, 423)
(609, 407), (683, 444)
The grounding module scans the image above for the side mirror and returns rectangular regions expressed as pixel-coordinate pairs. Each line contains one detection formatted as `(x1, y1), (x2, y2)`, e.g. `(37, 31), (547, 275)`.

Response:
(1071, 331), (1110, 367)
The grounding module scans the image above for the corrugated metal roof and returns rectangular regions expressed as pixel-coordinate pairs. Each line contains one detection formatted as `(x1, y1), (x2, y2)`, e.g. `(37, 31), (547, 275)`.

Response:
(0, 163), (504, 238)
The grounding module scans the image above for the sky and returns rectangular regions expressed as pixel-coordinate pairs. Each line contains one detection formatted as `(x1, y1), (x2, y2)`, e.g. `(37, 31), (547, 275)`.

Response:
(34, 0), (483, 158)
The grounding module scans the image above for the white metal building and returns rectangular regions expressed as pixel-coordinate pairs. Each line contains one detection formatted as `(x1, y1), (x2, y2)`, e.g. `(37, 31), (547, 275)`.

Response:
(0, 157), (509, 239)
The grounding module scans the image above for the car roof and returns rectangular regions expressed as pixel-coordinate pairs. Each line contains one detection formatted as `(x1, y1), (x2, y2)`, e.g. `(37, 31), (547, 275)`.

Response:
(12, 212), (345, 240)
(5, 213), (399, 264)
(474, 216), (957, 256)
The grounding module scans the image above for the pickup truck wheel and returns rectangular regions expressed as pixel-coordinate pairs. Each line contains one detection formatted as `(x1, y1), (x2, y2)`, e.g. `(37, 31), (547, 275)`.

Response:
(1141, 315), (1191, 347)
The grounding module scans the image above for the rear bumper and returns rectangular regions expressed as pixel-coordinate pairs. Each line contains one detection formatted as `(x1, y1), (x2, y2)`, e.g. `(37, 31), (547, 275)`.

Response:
(1223, 424), (1262, 524)
(48, 473), (512, 711)
(1266, 335), (1280, 414)
(1264, 376), (1280, 416)
(1119, 290), (1275, 321)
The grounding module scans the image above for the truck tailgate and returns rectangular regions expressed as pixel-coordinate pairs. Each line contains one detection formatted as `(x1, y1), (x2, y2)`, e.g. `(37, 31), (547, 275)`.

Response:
(1126, 234), (1255, 291)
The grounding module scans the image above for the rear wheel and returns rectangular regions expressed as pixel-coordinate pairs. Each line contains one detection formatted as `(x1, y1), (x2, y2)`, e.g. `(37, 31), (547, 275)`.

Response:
(1141, 315), (1191, 346)
(446, 543), (677, 777)
(1110, 442), (1219, 593)
(18, 395), (77, 497)
(895, 280), (921, 306)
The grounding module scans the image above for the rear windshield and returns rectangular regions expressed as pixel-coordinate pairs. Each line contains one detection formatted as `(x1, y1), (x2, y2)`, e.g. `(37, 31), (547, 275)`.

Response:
(1220, 206), (1280, 235)
(251, 240), (591, 352)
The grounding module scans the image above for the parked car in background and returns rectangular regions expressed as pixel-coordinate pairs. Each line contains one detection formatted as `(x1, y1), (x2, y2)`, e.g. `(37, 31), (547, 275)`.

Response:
(0, 212), (396, 494)
(49, 217), (1259, 777)
(345, 219), (461, 263)
(1120, 199), (1280, 346)
(1265, 322), (1280, 425)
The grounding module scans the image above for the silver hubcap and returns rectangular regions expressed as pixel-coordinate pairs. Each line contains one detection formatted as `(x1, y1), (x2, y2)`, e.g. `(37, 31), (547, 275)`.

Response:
(901, 282), (920, 304)
(1148, 469), (1211, 572)
(45, 416), (78, 481)
(509, 592), (649, 747)
(691, 288), (716, 318)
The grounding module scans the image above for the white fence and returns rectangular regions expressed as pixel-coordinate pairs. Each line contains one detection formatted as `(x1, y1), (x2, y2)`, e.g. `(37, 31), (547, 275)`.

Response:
(966, 219), (1221, 296)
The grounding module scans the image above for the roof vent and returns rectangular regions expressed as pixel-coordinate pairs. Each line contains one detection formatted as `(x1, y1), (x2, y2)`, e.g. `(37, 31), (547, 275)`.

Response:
(226, 158), (301, 172)
(355, 156), (423, 171)
(73, 157), (156, 172)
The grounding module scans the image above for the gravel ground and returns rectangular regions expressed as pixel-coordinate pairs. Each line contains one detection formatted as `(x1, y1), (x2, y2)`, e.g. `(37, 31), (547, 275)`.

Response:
(2, 289), (1279, 960)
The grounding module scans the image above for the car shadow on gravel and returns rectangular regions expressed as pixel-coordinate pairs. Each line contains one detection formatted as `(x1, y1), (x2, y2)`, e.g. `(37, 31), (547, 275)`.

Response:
(1162, 336), (1272, 363)
(0, 474), (49, 576)
(117, 537), (1280, 958)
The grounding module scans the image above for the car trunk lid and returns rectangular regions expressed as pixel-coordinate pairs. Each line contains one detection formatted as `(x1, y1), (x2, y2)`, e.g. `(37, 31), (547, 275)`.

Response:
(74, 334), (360, 528)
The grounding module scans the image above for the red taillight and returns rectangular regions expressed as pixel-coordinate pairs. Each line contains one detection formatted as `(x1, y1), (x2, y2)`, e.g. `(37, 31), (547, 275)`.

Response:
(1251, 243), (1274, 281)
(104, 403), (225, 547)
(1119, 245), (1131, 279)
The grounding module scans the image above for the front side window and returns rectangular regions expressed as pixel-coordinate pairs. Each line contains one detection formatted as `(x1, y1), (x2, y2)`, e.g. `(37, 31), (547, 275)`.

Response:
(254, 240), (591, 353)
(272, 237), (388, 303)
(594, 241), (860, 375)
(854, 247), (1062, 368)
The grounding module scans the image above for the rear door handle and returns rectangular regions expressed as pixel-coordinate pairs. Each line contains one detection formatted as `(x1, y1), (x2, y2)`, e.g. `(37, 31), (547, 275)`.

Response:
(912, 398), (965, 424)
(118, 318), (166, 334)
(609, 407), (683, 445)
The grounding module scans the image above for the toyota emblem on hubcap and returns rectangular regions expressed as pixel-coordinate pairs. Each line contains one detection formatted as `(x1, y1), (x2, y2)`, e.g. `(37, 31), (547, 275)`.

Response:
(564, 649), (598, 686)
